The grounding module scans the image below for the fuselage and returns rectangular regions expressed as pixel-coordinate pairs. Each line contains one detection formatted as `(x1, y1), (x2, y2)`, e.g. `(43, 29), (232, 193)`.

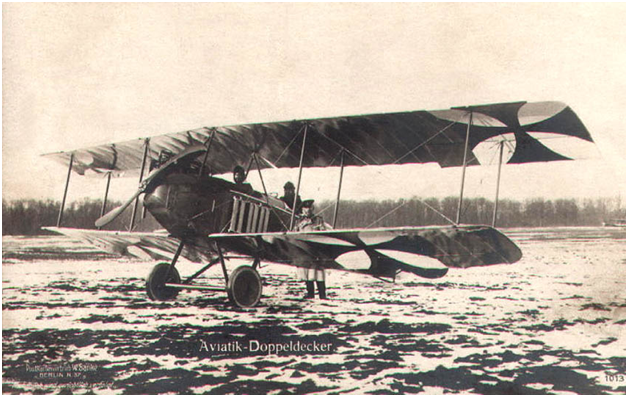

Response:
(143, 172), (294, 248)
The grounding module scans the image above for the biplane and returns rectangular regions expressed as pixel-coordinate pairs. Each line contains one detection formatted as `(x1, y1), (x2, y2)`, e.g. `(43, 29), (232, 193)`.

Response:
(43, 101), (593, 307)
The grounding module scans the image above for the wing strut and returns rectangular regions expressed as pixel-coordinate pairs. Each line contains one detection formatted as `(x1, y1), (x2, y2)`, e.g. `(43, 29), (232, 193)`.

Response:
(198, 129), (216, 178)
(129, 138), (150, 231)
(98, 171), (112, 229)
(492, 140), (505, 227)
(456, 111), (472, 224)
(56, 153), (74, 227)
(332, 150), (345, 228)
(290, 123), (309, 230)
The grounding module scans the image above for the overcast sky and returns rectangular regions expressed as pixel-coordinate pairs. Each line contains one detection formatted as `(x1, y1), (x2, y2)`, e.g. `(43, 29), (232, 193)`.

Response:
(3, 3), (625, 206)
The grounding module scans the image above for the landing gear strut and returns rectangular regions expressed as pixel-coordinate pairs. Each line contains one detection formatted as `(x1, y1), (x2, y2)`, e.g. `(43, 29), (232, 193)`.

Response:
(146, 240), (185, 301)
(144, 241), (263, 308)
(216, 242), (262, 308)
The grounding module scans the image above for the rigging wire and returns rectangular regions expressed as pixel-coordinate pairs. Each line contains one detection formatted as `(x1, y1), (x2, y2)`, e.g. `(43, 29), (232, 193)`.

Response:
(459, 137), (515, 223)
(459, 140), (498, 222)
(273, 123), (306, 165)
(253, 110), (518, 228)
(328, 110), (469, 227)
(416, 197), (457, 226)
(384, 111), (469, 223)
(310, 127), (370, 166)
(392, 119), (459, 165)
(366, 199), (408, 228)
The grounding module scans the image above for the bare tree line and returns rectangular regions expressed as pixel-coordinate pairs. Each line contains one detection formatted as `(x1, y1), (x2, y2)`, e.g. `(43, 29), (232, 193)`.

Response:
(2, 196), (625, 236)
(2, 199), (160, 236)
(317, 196), (625, 229)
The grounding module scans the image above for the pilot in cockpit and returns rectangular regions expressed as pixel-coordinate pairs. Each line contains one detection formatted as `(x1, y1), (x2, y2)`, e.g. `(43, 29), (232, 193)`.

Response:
(280, 181), (301, 210)
(232, 165), (253, 194)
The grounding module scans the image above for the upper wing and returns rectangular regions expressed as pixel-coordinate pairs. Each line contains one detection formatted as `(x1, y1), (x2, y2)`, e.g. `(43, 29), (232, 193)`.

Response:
(42, 101), (592, 177)
(207, 225), (522, 279)
(43, 227), (212, 263)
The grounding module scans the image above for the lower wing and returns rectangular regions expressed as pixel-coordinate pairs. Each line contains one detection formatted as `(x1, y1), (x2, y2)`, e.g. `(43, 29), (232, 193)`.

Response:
(42, 227), (211, 263)
(43, 225), (522, 280)
(208, 225), (522, 279)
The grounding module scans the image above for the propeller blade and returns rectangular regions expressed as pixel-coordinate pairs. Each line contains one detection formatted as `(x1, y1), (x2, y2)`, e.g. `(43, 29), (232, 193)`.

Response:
(95, 189), (142, 227)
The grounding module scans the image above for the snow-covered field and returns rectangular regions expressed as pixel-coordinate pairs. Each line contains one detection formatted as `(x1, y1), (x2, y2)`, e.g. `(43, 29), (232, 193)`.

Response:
(2, 227), (626, 394)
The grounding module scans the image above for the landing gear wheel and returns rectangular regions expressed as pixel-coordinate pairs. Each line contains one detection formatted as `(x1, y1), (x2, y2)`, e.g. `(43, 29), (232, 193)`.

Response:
(146, 262), (181, 301)
(227, 265), (262, 308)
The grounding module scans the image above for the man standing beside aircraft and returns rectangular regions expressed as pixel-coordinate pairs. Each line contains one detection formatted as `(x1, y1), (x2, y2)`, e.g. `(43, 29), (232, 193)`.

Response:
(296, 200), (329, 299)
